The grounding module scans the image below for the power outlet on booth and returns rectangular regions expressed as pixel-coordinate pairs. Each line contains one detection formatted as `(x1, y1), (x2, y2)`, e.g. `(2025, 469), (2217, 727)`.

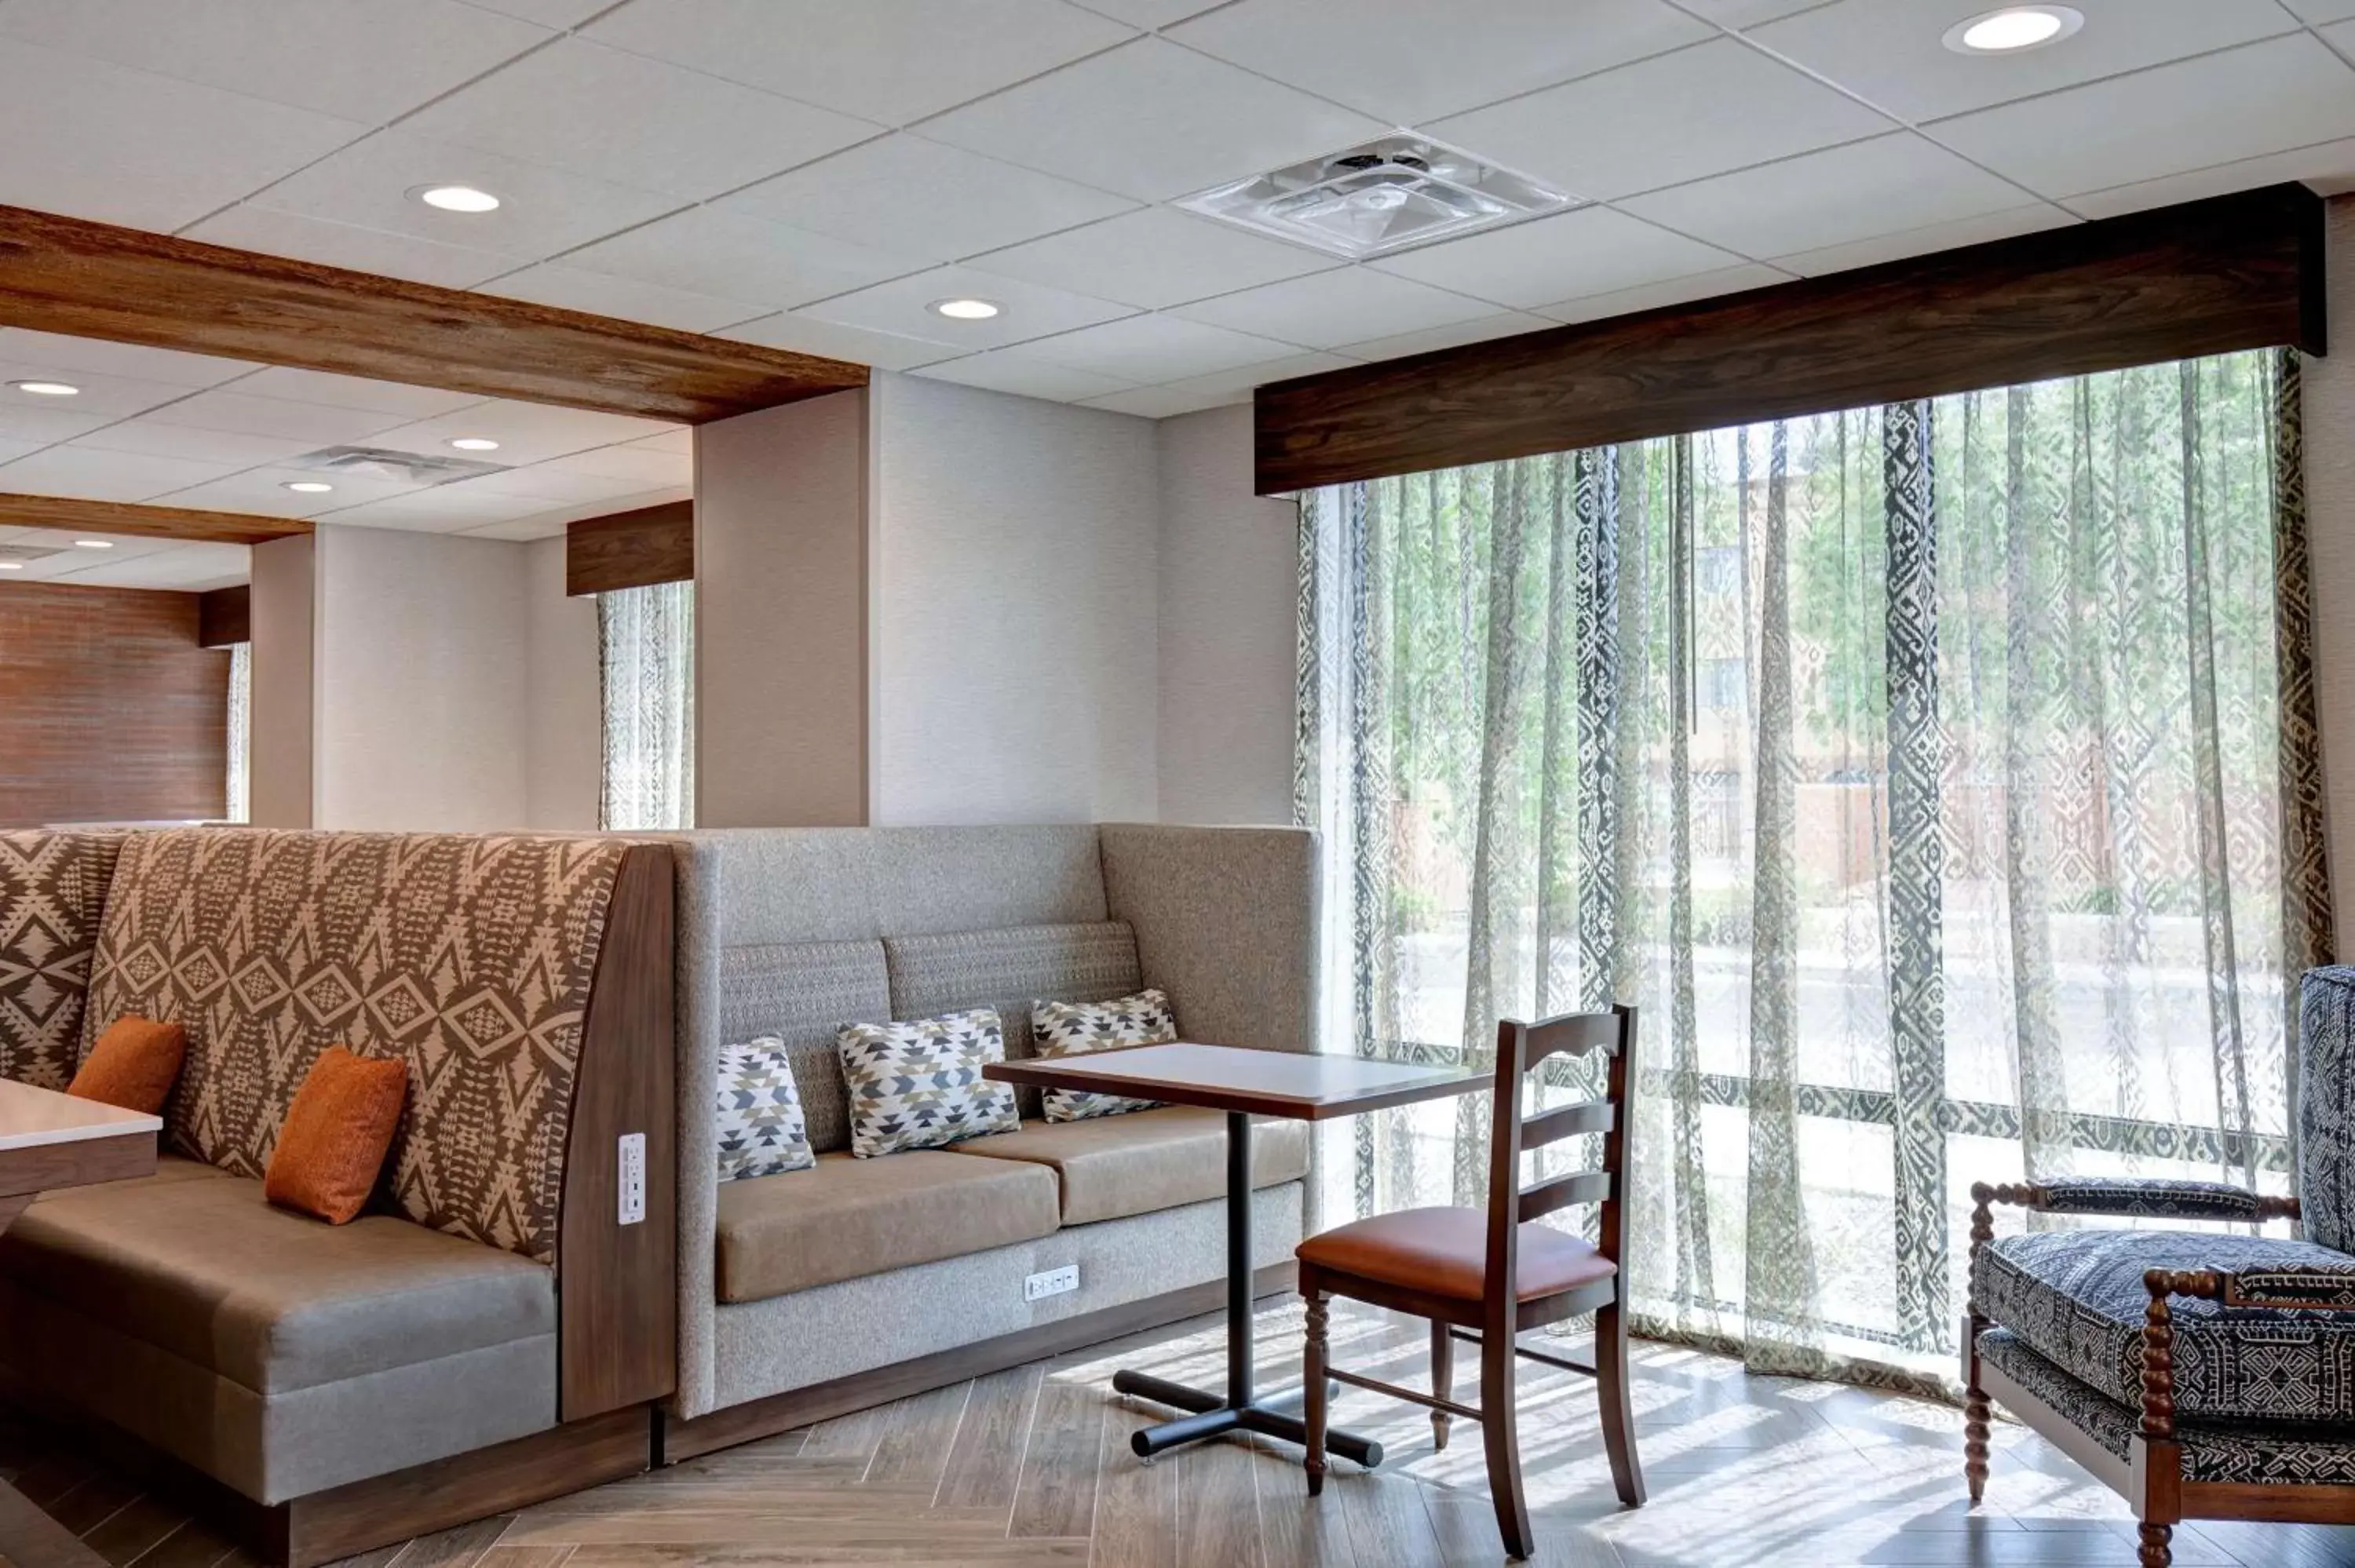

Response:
(1025, 1264), (1079, 1301)
(618, 1132), (647, 1225)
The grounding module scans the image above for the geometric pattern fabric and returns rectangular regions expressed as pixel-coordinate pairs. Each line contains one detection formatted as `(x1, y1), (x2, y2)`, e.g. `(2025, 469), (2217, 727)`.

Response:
(0, 830), (122, 1091)
(715, 1036), (815, 1182)
(836, 1007), (1019, 1159)
(84, 829), (626, 1264)
(1031, 987), (1174, 1122)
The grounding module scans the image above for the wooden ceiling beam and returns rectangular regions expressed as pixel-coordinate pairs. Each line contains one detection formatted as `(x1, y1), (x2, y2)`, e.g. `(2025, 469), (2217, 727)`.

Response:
(0, 204), (867, 425)
(567, 498), (692, 596)
(0, 491), (312, 547)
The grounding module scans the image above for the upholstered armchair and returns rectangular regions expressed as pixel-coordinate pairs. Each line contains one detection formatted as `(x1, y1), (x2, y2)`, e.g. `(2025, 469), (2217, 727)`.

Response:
(1963, 966), (2355, 1568)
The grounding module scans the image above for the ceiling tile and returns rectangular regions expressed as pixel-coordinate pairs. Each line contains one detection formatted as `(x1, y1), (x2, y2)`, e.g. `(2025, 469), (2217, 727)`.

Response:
(438, 466), (651, 504)
(795, 264), (1137, 350)
(1079, 384), (1240, 418)
(403, 38), (881, 202)
(542, 445), (696, 486)
(1333, 310), (1554, 362)
(1429, 38), (1894, 202)
(1371, 206), (1745, 310)
(250, 127), (684, 261)
(0, 446), (239, 503)
(226, 369), (487, 419)
(144, 390), (412, 445)
(585, 0), (1137, 124)
(320, 487), (554, 527)
(0, 405), (112, 445)
(1619, 133), (2026, 259)
(182, 206), (531, 290)
(162, 466), (428, 516)
(1752, 0), (2302, 125)
(1930, 34), (2355, 199)
(475, 263), (772, 332)
(0, 360), (209, 421)
(0, 43), (367, 232)
(716, 312), (965, 372)
(717, 135), (1137, 263)
(458, 515), (575, 541)
(1019, 313), (1298, 381)
(559, 207), (924, 310)
(0, 438), (42, 465)
(1170, 0), (1711, 124)
(69, 420), (320, 468)
(919, 37), (1386, 202)
(367, 399), (679, 465)
(1769, 203), (2076, 278)
(1678, 0), (1828, 21)
(50, 542), (250, 592)
(2065, 136), (2355, 219)
(1068, 0), (1225, 24)
(1536, 261), (1795, 323)
(1170, 267), (1496, 349)
(911, 352), (1138, 403)
(1155, 349), (1362, 398)
(461, 0), (613, 24)
(0, 331), (258, 389)
(0, 0), (553, 122)
(2287, 0), (2355, 16)
(969, 208), (1336, 310)
(450, 487), (690, 537)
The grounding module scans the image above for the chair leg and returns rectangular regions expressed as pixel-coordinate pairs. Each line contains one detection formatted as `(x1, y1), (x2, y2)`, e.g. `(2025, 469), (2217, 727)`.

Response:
(1594, 1297), (1645, 1508)
(2138, 1522), (2171, 1568)
(1963, 1312), (1991, 1505)
(1480, 1326), (1533, 1560)
(1429, 1320), (1455, 1453)
(1303, 1289), (1329, 1497)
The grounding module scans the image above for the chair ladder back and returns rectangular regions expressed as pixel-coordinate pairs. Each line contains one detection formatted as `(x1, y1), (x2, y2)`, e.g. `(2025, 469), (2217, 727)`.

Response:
(1484, 1005), (1637, 1331)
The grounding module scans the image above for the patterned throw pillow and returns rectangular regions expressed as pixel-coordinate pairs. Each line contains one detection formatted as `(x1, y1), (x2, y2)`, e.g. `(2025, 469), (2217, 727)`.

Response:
(1031, 989), (1176, 1122)
(717, 1038), (815, 1181)
(837, 1008), (1020, 1158)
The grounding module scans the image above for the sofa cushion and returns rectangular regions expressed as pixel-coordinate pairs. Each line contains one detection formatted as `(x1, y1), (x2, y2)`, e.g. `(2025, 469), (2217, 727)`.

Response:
(1978, 1326), (2355, 1486)
(30, 1152), (231, 1204)
(887, 922), (1141, 1120)
(837, 1008), (1020, 1158)
(0, 1167), (554, 1394)
(717, 1037), (815, 1180)
(716, 1149), (1059, 1303)
(944, 1105), (1310, 1226)
(717, 938), (890, 1156)
(1032, 990), (1172, 1122)
(1973, 1227), (2355, 1420)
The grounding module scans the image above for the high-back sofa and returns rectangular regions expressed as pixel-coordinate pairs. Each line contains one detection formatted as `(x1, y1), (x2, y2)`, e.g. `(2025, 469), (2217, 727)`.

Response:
(663, 822), (1319, 1453)
(0, 827), (675, 1567)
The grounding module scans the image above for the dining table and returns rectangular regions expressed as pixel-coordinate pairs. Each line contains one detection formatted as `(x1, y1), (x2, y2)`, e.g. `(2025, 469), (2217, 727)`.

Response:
(0, 1078), (162, 1568)
(985, 1041), (1483, 1466)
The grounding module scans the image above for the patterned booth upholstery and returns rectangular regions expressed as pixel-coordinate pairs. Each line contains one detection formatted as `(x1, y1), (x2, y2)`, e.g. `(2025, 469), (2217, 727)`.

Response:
(1963, 965), (2355, 1565)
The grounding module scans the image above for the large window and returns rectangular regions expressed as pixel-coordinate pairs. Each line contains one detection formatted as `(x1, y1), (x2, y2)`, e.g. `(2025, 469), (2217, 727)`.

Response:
(598, 579), (694, 831)
(1295, 349), (2325, 1391)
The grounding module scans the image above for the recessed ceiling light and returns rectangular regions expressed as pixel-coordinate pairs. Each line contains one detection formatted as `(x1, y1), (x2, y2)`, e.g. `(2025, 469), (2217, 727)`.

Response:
(283, 480), (334, 494)
(447, 436), (501, 451)
(0, 562), (21, 571)
(929, 297), (1002, 321)
(412, 184), (501, 213)
(74, 539), (113, 549)
(10, 380), (79, 396)
(1944, 5), (2083, 53)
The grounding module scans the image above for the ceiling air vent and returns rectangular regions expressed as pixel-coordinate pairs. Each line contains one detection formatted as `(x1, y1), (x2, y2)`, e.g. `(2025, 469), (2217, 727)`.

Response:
(1176, 134), (1574, 259)
(285, 446), (510, 485)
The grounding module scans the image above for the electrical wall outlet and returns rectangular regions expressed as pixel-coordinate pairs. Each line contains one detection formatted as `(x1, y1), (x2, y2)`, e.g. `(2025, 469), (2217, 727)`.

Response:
(618, 1132), (646, 1226)
(1024, 1264), (1079, 1302)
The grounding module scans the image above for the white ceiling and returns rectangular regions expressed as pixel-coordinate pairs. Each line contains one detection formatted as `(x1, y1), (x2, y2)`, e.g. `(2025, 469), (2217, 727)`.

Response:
(0, 526), (249, 593)
(0, 325), (690, 587)
(0, 0), (2346, 425)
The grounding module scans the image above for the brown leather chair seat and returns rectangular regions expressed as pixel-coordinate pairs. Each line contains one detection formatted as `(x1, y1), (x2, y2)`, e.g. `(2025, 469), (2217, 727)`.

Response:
(1296, 1205), (1617, 1301)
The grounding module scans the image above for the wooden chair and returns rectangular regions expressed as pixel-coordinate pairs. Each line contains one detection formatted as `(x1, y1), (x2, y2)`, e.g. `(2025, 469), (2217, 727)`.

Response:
(1295, 1007), (1645, 1560)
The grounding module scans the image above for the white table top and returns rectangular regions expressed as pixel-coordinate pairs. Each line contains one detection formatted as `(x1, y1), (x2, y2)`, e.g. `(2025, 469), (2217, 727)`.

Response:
(987, 1041), (1483, 1121)
(0, 1078), (162, 1151)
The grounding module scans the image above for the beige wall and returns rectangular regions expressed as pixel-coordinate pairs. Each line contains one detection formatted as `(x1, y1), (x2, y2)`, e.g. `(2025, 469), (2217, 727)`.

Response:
(246, 532), (315, 829)
(869, 374), (1159, 826)
(525, 534), (602, 830)
(1156, 403), (1298, 826)
(694, 389), (871, 827)
(2309, 193), (2355, 935)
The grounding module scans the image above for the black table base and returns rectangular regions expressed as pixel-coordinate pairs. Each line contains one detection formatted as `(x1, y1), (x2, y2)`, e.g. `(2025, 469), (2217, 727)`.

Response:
(1112, 1112), (1386, 1469)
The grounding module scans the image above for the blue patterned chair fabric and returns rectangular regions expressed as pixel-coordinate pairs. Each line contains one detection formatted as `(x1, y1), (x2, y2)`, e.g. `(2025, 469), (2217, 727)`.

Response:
(2032, 1177), (2269, 1222)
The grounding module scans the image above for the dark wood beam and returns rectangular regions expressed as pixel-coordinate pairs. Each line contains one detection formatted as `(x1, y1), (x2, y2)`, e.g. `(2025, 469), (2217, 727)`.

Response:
(1255, 183), (2327, 494)
(0, 204), (868, 425)
(198, 584), (249, 647)
(567, 499), (692, 596)
(0, 491), (310, 547)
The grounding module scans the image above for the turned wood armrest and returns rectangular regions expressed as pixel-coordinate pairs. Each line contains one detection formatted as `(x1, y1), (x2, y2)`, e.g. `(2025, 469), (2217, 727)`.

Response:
(1970, 1179), (2298, 1227)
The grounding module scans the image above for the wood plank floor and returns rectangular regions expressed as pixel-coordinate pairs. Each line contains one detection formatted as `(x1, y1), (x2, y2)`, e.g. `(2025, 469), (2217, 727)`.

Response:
(6, 1300), (2355, 1568)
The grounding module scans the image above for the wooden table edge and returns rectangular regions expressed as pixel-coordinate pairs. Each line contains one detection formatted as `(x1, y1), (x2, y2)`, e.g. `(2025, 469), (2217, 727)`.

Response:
(984, 1045), (1483, 1122)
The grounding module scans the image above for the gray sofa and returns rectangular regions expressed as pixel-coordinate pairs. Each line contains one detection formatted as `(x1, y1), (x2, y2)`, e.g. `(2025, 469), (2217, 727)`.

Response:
(663, 822), (1319, 1449)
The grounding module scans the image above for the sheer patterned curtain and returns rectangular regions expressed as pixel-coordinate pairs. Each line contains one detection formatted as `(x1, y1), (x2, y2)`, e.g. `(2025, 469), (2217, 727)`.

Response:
(599, 579), (696, 831)
(1296, 348), (2329, 1392)
(225, 642), (250, 824)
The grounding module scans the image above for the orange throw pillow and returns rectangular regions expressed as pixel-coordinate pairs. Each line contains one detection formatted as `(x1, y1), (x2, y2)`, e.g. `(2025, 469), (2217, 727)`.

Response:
(68, 1017), (186, 1115)
(264, 1047), (408, 1225)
